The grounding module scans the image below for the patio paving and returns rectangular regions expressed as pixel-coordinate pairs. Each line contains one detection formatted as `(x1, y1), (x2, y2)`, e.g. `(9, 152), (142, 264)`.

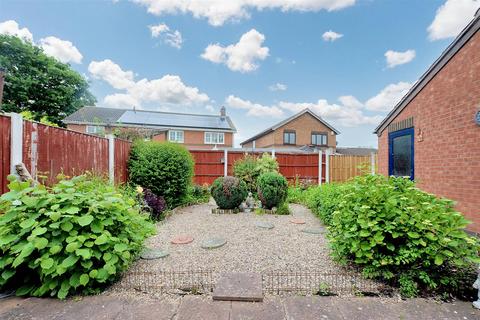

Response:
(1, 295), (479, 320)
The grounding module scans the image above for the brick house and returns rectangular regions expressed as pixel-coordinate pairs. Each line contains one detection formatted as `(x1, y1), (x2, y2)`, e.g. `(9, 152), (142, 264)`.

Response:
(64, 106), (236, 149)
(240, 109), (339, 151)
(374, 11), (480, 233)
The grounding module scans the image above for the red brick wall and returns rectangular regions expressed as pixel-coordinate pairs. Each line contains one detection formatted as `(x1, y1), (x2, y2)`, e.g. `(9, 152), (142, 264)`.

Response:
(378, 31), (480, 233)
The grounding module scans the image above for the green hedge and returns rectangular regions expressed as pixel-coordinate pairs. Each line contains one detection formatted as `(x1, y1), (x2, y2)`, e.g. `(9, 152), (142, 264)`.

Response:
(0, 175), (155, 299)
(128, 141), (194, 208)
(233, 153), (278, 193)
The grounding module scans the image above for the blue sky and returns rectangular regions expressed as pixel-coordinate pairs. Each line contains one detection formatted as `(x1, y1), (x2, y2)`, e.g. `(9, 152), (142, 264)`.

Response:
(1, 0), (479, 147)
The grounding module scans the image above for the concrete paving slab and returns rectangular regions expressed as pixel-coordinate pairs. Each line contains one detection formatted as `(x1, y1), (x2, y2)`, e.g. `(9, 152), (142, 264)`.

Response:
(399, 299), (480, 320)
(213, 272), (263, 302)
(336, 297), (405, 320)
(284, 296), (341, 320)
(176, 296), (231, 320)
(230, 298), (284, 320)
(117, 298), (179, 320)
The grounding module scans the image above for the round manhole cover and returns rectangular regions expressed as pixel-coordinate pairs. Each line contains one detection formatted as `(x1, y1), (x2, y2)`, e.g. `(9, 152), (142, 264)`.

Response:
(290, 218), (306, 224)
(171, 235), (194, 244)
(255, 221), (274, 229)
(201, 238), (227, 249)
(140, 248), (169, 260)
(302, 227), (324, 234)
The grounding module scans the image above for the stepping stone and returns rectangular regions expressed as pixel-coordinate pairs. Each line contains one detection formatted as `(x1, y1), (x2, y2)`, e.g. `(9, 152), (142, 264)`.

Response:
(290, 218), (306, 224)
(140, 248), (169, 260)
(255, 221), (274, 229)
(201, 237), (226, 249)
(302, 227), (324, 234)
(171, 235), (194, 244)
(213, 272), (263, 302)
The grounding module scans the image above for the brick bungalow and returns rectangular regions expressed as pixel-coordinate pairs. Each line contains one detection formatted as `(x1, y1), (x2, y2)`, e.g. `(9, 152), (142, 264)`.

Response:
(241, 109), (339, 152)
(374, 11), (480, 233)
(64, 106), (236, 149)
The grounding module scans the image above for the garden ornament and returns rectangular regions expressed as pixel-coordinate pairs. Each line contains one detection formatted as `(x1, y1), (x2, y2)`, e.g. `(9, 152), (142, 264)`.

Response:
(473, 265), (480, 309)
(245, 192), (255, 211)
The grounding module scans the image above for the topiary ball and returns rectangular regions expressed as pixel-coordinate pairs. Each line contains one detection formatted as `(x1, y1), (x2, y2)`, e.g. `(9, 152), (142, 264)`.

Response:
(211, 176), (248, 209)
(257, 172), (288, 209)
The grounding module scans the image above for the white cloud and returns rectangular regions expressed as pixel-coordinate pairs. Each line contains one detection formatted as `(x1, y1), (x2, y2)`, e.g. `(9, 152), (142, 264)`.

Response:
(149, 23), (183, 49)
(133, 0), (356, 26)
(227, 81), (412, 127)
(365, 82), (412, 112)
(322, 30), (343, 42)
(88, 59), (135, 90)
(384, 49), (416, 68)
(226, 95), (284, 117)
(201, 29), (269, 73)
(88, 59), (209, 108)
(39, 36), (83, 64)
(269, 83), (287, 91)
(428, 0), (479, 41)
(205, 105), (215, 112)
(0, 20), (33, 42)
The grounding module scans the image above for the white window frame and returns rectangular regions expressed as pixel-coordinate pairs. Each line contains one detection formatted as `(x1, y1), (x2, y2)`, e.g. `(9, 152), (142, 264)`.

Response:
(168, 130), (184, 143)
(86, 125), (105, 134)
(204, 132), (225, 145)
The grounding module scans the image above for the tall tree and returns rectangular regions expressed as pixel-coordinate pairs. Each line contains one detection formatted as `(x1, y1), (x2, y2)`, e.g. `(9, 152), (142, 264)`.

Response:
(0, 35), (96, 125)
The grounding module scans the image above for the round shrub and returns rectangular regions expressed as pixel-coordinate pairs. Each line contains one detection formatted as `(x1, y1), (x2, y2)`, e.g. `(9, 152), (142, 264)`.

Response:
(257, 172), (288, 209)
(0, 175), (155, 299)
(328, 174), (480, 297)
(211, 176), (247, 209)
(128, 141), (194, 208)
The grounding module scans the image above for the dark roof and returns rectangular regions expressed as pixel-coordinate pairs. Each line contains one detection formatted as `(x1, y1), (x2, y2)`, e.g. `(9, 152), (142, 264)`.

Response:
(374, 10), (480, 134)
(240, 109), (340, 145)
(63, 106), (236, 132)
(63, 106), (125, 124)
(336, 147), (377, 156)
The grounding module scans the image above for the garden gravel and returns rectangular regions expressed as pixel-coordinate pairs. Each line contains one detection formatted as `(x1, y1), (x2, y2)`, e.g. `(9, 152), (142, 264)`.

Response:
(131, 201), (337, 273)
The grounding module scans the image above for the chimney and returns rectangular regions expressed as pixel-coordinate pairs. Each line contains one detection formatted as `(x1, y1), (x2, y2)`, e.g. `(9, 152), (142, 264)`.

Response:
(220, 106), (226, 119)
(0, 68), (5, 110)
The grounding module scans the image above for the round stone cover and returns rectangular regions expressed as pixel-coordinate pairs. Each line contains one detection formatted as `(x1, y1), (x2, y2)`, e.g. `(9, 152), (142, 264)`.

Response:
(140, 248), (169, 260)
(255, 221), (274, 229)
(171, 235), (194, 244)
(290, 218), (306, 225)
(201, 238), (227, 249)
(302, 227), (324, 234)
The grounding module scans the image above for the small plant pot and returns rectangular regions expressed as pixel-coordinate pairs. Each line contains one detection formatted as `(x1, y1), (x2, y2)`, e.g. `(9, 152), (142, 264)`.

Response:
(212, 208), (240, 214)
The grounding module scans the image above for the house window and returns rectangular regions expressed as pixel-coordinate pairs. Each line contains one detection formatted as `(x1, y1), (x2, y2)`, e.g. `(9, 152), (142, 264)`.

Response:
(205, 132), (225, 144)
(168, 130), (184, 143)
(388, 127), (414, 180)
(86, 125), (105, 134)
(311, 132), (327, 146)
(283, 131), (296, 145)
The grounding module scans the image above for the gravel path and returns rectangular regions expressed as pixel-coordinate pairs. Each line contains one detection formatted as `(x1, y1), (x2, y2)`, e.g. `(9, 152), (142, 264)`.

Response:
(134, 201), (338, 273)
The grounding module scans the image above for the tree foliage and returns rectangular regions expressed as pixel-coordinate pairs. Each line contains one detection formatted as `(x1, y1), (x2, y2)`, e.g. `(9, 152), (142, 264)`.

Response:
(0, 35), (95, 125)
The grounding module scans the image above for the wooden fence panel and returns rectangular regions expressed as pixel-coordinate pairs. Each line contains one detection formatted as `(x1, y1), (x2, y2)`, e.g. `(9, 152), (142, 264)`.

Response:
(23, 121), (109, 185)
(329, 154), (377, 183)
(114, 139), (131, 184)
(190, 150), (224, 185)
(0, 115), (11, 194)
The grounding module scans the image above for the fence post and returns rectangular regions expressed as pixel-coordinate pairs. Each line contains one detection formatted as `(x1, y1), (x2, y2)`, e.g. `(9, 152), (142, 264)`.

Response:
(108, 134), (115, 183)
(325, 149), (330, 183)
(370, 152), (375, 175)
(10, 113), (23, 176)
(318, 150), (322, 185)
(224, 149), (228, 177)
(271, 149), (275, 159)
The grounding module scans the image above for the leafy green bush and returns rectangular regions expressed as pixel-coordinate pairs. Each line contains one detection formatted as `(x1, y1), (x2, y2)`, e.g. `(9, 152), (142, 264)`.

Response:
(0, 175), (155, 299)
(304, 184), (345, 226)
(211, 176), (247, 209)
(257, 172), (288, 209)
(287, 186), (305, 204)
(128, 141), (194, 208)
(328, 174), (480, 296)
(233, 153), (279, 193)
(275, 202), (290, 215)
(181, 184), (211, 206)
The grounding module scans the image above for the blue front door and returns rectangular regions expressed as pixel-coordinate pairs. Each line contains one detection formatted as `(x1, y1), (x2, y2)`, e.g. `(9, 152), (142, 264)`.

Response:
(388, 128), (414, 180)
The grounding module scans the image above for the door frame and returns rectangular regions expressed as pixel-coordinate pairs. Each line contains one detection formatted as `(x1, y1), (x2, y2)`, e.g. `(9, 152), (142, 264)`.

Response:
(388, 127), (414, 180)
